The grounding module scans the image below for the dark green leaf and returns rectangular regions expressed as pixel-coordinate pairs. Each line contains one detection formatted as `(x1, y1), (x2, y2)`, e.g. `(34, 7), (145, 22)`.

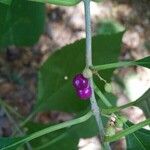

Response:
(135, 88), (150, 118)
(37, 32), (124, 113)
(136, 56), (150, 69)
(0, 0), (45, 47)
(126, 121), (150, 150)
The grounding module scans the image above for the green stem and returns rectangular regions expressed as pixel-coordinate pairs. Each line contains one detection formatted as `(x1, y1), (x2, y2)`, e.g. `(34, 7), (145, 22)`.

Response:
(94, 83), (112, 107)
(105, 119), (150, 142)
(20, 110), (37, 127)
(1, 111), (92, 150)
(93, 59), (150, 71)
(93, 61), (136, 71)
(94, 82), (138, 115)
(83, 0), (110, 149)
(102, 101), (136, 114)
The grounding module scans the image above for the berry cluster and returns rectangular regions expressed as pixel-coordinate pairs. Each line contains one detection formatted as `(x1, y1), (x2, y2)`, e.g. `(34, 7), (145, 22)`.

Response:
(73, 74), (92, 100)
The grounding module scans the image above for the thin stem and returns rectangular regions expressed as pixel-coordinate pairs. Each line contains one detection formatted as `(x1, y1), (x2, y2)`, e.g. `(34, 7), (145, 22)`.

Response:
(20, 110), (37, 127)
(93, 60), (150, 71)
(93, 61), (136, 70)
(2, 107), (32, 150)
(102, 101), (136, 115)
(2, 111), (92, 150)
(94, 83), (112, 107)
(84, 0), (92, 66)
(83, 0), (110, 149)
(35, 133), (67, 150)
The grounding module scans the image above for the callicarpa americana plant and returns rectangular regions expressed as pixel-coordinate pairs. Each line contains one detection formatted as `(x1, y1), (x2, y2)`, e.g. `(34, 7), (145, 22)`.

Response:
(0, 0), (150, 150)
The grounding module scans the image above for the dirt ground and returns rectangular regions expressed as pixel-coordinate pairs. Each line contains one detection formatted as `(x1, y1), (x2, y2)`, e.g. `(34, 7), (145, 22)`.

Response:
(0, 0), (150, 149)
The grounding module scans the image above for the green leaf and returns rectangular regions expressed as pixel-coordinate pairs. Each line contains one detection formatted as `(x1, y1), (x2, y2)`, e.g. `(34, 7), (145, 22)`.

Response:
(37, 32), (124, 113)
(0, 0), (12, 5)
(136, 56), (150, 69)
(135, 88), (150, 118)
(28, 0), (81, 6)
(0, 0), (45, 47)
(28, 0), (103, 6)
(96, 19), (125, 35)
(126, 121), (150, 150)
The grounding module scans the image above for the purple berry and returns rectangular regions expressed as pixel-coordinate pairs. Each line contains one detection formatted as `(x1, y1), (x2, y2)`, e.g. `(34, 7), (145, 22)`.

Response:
(77, 86), (92, 100)
(73, 74), (89, 90)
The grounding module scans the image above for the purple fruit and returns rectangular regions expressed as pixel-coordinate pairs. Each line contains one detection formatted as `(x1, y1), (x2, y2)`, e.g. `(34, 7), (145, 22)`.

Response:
(73, 74), (89, 90)
(77, 86), (92, 100)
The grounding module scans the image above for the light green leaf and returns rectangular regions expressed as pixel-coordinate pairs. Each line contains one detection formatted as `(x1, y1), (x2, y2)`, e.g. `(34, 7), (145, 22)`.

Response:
(0, 0), (12, 5)
(126, 121), (150, 150)
(37, 31), (124, 113)
(28, 0), (81, 6)
(0, 0), (45, 47)
(28, 0), (103, 6)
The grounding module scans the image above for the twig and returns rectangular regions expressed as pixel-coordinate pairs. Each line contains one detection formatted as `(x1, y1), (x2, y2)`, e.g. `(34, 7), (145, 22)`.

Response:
(83, 0), (111, 149)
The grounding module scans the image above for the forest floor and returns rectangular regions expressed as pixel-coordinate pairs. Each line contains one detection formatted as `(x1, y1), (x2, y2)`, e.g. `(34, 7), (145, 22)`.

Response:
(0, 0), (150, 149)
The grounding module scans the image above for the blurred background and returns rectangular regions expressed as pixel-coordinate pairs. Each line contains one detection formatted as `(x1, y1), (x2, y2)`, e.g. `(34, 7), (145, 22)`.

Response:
(0, 0), (150, 149)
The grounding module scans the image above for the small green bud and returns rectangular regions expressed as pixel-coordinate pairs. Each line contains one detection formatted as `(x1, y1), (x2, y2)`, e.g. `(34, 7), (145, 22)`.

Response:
(104, 83), (112, 93)
(119, 115), (128, 123)
(115, 118), (123, 128)
(83, 68), (92, 79)
(105, 126), (115, 137)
